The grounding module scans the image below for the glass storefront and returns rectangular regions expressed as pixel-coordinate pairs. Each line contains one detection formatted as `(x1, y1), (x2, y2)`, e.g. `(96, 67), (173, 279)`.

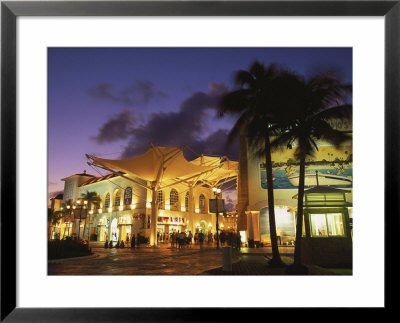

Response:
(310, 213), (345, 237)
(260, 207), (296, 245)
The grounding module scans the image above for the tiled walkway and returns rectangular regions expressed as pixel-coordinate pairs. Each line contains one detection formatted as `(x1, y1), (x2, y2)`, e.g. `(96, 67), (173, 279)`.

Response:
(48, 243), (349, 275)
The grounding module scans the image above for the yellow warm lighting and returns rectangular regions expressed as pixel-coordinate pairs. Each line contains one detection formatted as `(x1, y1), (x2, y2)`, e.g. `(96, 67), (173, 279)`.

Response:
(89, 210), (94, 215)
(181, 206), (185, 212)
(131, 204), (136, 209)
(108, 207), (112, 213)
(119, 205), (123, 211)
(84, 200), (88, 205)
(165, 204), (170, 210)
(195, 208), (199, 213)
(72, 205), (76, 210)
(217, 188), (221, 194)
(66, 205), (70, 209)
(98, 208), (102, 214)
(146, 202), (151, 208)
(77, 200), (81, 204)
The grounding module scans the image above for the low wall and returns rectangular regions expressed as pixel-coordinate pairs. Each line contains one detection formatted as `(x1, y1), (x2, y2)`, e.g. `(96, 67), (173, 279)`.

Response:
(301, 237), (352, 267)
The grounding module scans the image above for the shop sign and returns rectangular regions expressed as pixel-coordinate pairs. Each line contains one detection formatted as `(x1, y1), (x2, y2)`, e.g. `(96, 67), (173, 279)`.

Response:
(158, 216), (170, 224)
(169, 217), (185, 224)
(209, 199), (225, 213)
(124, 187), (132, 205)
(118, 216), (132, 225)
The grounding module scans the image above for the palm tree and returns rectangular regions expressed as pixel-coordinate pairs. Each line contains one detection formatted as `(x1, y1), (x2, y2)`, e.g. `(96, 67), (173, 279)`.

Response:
(48, 208), (63, 240)
(59, 199), (74, 239)
(270, 71), (352, 273)
(80, 190), (101, 241)
(218, 61), (286, 267)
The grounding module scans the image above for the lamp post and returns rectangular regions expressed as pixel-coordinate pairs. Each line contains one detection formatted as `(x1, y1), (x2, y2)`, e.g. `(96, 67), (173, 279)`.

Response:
(212, 187), (222, 249)
(77, 199), (88, 241)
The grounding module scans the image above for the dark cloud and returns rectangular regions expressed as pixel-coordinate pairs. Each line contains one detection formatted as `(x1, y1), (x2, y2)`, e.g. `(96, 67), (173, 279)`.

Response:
(87, 80), (168, 106)
(116, 82), (239, 160)
(93, 109), (137, 144)
(222, 189), (237, 211)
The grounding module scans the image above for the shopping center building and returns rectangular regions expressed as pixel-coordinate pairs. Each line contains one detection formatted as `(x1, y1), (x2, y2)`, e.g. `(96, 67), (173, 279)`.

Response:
(51, 145), (238, 246)
(237, 122), (353, 266)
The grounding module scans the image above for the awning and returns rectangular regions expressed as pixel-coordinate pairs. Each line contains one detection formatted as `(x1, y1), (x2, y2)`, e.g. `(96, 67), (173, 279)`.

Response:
(87, 145), (237, 189)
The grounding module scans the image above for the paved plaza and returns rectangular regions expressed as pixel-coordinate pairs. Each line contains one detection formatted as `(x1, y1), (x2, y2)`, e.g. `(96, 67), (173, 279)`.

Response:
(48, 243), (350, 275)
(48, 243), (297, 275)
(48, 243), (240, 275)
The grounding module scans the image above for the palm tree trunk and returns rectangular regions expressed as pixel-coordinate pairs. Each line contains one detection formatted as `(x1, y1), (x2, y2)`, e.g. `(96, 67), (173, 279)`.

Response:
(294, 150), (306, 265)
(264, 132), (282, 265)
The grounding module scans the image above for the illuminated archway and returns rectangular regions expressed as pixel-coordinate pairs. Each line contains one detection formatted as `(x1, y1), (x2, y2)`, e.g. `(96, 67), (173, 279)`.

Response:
(110, 218), (119, 241)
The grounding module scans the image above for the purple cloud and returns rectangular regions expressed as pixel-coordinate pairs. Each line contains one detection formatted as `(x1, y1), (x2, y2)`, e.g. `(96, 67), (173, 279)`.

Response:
(87, 80), (168, 106)
(118, 82), (239, 160)
(93, 109), (137, 144)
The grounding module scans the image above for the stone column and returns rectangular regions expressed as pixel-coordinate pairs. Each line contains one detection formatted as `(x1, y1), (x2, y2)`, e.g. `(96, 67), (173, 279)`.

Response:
(237, 133), (249, 231)
(188, 184), (195, 242)
(149, 188), (158, 246)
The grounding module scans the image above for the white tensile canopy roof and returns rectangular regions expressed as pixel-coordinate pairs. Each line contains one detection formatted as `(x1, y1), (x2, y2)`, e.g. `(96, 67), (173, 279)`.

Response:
(189, 155), (238, 187)
(87, 145), (237, 189)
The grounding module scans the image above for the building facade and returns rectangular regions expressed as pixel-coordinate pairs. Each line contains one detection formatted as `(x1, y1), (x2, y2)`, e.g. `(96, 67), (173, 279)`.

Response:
(51, 147), (238, 245)
(238, 125), (353, 266)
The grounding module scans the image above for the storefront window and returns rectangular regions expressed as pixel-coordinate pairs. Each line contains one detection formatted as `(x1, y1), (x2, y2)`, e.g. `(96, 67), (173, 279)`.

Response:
(170, 189), (179, 211)
(104, 193), (110, 209)
(158, 190), (164, 209)
(259, 207), (296, 245)
(114, 190), (121, 207)
(310, 213), (345, 237)
(310, 214), (328, 237)
(327, 213), (345, 236)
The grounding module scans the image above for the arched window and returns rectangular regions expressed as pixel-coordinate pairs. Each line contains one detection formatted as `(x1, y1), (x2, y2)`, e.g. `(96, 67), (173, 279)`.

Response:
(114, 190), (121, 207)
(124, 187), (132, 205)
(185, 192), (189, 211)
(170, 189), (179, 211)
(104, 193), (110, 209)
(199, 194), (206, 213)
(157, 190), (164, 209)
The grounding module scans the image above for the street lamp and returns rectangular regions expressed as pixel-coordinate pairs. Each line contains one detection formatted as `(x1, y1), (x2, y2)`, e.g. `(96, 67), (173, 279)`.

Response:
(77, 199), (88, 241)
(212, 187), (222, 249)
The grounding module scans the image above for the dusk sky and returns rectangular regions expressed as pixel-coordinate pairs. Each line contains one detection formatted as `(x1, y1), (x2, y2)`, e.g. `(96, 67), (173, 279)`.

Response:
(48, 47), (352, 203)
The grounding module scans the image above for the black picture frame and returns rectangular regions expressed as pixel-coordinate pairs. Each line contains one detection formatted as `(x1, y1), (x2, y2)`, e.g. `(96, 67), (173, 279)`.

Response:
(1, 1), (398, 321)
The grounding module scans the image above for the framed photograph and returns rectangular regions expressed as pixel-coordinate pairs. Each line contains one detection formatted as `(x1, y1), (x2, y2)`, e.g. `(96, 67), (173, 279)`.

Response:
(1, 0), (397, 321)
